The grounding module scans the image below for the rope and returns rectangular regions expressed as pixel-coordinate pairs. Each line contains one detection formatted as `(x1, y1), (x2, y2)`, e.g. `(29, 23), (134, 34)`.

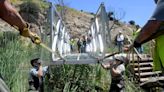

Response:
(39, 43), (66, 62)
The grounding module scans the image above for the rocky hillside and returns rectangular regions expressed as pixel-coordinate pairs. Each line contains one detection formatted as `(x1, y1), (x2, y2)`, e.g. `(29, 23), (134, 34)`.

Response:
(63, 7), (134, 39)
(0, 19), (17, 32)
(64, 8), (94, 38)
(0, 0), (135, 43)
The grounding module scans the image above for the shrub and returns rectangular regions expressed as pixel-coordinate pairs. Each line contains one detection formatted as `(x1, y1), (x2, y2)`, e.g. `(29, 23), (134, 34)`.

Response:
(129, 20), (135, 25)
(19, 0), (41, 19)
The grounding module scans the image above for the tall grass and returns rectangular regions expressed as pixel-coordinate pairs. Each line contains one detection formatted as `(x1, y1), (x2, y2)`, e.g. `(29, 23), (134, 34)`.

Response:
(46, 64), (110, 92)
(0, 31), (44, 92)
(45, 64), (143, 92)
(0, 32), (144, 92)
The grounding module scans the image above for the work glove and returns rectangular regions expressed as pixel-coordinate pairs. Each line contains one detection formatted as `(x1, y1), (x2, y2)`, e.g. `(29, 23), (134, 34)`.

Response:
(20, 23), (41, 44)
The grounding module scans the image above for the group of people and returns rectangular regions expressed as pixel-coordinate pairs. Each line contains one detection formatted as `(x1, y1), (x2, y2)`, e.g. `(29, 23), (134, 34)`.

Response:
(1, 0), (164, 92)
(70, 35), (91, 53)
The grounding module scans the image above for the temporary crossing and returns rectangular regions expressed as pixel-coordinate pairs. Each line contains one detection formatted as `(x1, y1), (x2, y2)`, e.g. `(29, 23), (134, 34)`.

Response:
(48, 2), (112, 64)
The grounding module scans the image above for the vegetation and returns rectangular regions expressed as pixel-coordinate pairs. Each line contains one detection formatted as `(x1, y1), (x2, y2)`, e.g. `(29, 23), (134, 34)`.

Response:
(0, 31), (50, 92)
(0, 31), (38, 91)
(45, 64), (110, 92)
(56, 5), (82, 16)
(0, 31), (143, 92)
(18, 0), (49, 25)
(129, 20), (136, 25)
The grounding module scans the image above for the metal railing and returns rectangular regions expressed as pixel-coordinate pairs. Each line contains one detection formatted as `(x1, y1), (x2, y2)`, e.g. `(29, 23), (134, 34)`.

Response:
(48, 2), (71, 61)
(87, 3), (111, 59)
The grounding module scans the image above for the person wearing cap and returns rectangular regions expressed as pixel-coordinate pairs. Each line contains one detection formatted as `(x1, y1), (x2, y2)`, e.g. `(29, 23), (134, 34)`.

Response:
(101, 56), (126, 92)
(28, 58), (49, 91)
(115, 31), (125, 52)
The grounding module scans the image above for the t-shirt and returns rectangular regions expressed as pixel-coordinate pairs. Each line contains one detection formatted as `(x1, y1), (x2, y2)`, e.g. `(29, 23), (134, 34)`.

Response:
(111, 64), (125, 80)
(116, 34), (124, 42)
(30, 66), (48, 77)
(150, 0), (164, 21)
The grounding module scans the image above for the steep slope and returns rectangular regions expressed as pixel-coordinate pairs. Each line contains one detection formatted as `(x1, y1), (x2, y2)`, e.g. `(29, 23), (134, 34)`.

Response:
(63, 7), (134, 41)
(64, 8), (94, 38)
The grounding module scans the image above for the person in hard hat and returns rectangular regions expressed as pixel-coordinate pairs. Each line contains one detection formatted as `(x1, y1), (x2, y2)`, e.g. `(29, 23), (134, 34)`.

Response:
(115, 31), (125, 52)
(125, 0), (164, 72)
(28, 58), (49, 91)
(101, 56), (126, 92)
(0, 0), (42, 92)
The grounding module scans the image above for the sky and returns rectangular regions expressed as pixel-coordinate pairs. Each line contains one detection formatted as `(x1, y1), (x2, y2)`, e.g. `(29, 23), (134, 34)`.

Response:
(64, 0), (156, 27)
(47, 0), (156, 26)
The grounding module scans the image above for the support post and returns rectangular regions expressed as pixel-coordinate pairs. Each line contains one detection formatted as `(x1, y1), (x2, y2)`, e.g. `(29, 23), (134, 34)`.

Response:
(50, 3), (54, 61)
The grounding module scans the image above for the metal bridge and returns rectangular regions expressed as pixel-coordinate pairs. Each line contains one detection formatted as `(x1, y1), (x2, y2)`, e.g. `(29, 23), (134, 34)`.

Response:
(46, 1), (164, 91)
(48, 1), (112, 64)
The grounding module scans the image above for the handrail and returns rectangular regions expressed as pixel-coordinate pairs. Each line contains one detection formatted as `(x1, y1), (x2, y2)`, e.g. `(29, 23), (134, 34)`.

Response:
(149, 40), (155, 58)
(125, 35), (143, 82)
(88, 3), (110, 60)
(125, 35), (143, 59)
(49, 2), (71, 61)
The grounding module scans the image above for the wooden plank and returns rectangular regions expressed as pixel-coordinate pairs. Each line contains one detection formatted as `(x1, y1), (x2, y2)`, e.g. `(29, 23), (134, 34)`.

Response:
(130, 62), (152, 66)
(134, 67), (152, 71)
(140, 76), (164, 87)
(129, 58), (153, 62)
(140, 76), (164, 82)
(128, 54), (152, 58)
(135, 71), (162, 76)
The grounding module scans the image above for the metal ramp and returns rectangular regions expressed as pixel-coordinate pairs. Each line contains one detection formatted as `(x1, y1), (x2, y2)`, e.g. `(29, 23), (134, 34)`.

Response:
(51, 53), (116, 64)
(52, 53), (99, 64)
